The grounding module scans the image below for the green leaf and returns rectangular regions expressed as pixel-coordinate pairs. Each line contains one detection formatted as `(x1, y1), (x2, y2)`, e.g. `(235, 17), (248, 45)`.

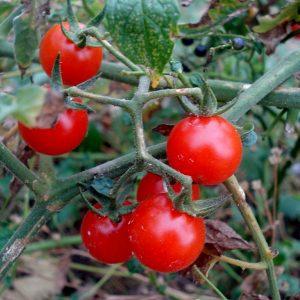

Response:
(87, 5), (106, 27)
(13, 10), (38, 71)
(14, 85), (46, 126)
(253, 1), (300, 33)
(0, 5), (23, 38)
(90, 177), (114, 198)
(183, 195), (231, 217)
(105, 0), (180, 74)
(0, 93), (17, 122)
(66, 0), (80, 31)
(208, 0), (246, 23)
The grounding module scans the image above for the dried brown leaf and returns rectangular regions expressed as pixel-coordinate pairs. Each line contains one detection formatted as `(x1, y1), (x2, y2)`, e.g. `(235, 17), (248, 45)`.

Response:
(35, 89), (65, 128)
(152, 124), (174, 136)
(257, 23), (288, 55)
(240, 293), (270, 300)
(205, 219), (253, 254)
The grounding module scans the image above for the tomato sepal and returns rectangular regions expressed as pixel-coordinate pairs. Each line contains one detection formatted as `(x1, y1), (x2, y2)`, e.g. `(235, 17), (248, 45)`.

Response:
(181, 194), (231, 217)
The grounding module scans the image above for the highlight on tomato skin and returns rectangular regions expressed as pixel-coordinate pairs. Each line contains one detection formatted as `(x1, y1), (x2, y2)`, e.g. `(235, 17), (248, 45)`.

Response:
(80, 207), (132, 264)
(128, 193), (206, 273)
(18, 98), (88, 156)
(166, 115), (243, 186)
(39, 22), (103, 86)
(137, 172), (201, 202)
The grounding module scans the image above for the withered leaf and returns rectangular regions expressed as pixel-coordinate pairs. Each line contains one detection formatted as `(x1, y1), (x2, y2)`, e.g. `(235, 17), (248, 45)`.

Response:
(257, 23), (288, 55)
(35, 89), (65, 128)
(182, 220), (253, 278)
(240, 293), (270, 300)
(10, 144), (35, 195)
(152, 124), (174, 136)
(205, 219), (253, 254)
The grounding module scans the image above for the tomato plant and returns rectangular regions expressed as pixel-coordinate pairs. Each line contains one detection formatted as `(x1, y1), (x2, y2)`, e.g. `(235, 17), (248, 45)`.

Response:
(1, 1), (299, 299)
(128, 194), (206, 273)
(167, 116), (243, 185)
(18, 98), (88, 155)
(81, 207), (132, 264)
(136, 172), (201, 202)
(39, 23), (103, 86)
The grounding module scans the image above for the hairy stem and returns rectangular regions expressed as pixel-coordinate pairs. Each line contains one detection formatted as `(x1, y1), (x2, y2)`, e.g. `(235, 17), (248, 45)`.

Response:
(192, 265), (229, 300)
(0, 142), (45, 196)
(224, 176), (280, 300)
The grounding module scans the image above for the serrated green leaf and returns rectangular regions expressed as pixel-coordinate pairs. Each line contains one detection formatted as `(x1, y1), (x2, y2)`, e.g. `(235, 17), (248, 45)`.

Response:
(105, 0), (180, 74)
(14, 85), (46, 126)
(87, 5), (106, 27)
(184, 195), (231, 217)
(13, 10), (38, 70)
(253, 1), (300, 33)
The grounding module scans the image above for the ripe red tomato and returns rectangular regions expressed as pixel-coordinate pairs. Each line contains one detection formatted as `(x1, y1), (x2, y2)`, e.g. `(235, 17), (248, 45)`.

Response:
(128, 194), (206, 272)
(291, 23), (300, 40)
(81, 209), (132, 264)
(167, 115), (242, 185)
(18, 98), (88, 155)
(39, 22), (103, 86)
(137, 172), (201, 202)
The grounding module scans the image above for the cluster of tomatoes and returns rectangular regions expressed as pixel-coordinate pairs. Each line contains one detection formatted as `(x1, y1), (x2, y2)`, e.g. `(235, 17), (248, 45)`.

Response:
(81, 115), (243, 273)
(17, 22), (244, 273)
(18, 23), (103, 155)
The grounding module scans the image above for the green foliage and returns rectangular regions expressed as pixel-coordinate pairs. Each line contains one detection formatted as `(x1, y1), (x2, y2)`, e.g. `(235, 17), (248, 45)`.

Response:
(209, 0), (247, 23)
(105, 0), (180, 74)
(13, 9), (38, 70)
(0, 85), (46, 126)
(253, 1), (300, 33)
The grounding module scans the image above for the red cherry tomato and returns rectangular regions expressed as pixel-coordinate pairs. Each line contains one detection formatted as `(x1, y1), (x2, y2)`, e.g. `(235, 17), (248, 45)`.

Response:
(81, 209), (132, 264)
(128, 194), (206, 272)
(18, 98), (88, 155)
(137, 172), (201, 202)
(167, 115), (242, 185)
(39, 22), (103, 86)
(291, 24), (300, 40)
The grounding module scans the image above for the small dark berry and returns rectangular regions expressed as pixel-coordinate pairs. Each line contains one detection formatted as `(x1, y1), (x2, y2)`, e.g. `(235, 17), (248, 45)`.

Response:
(182, 64), (191, 73)
(181, 38), (194, 46)
(232, 37), (245, 50)
(194, 45), (208, 57)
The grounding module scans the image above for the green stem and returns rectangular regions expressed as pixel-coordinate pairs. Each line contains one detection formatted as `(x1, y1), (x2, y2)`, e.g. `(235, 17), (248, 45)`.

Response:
(224, 176), (280, 300)
(224, 50), (300, 121)
(0, 142), (45, 196)
(139, 87), (202, 105)
(79, 27), (142, 72)
(99, 61), (300, 109)
(66, 86), (130, 108)
(25, 235), (82, 253)
(192, 265), (229, 300)
(0, 202), (52, 278)
(79, 264), (120, 299)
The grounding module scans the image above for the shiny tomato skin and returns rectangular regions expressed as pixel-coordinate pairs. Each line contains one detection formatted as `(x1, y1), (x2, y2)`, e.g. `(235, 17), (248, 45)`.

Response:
(128, 194), (206, 273)
(39, 23), (103, 86)
(167, 115), (242, 185)
(291, 24), (300, 40)
(137, 172), (201, 202)
(18, 101), (88, 156)
(81, 209), (132, 264)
